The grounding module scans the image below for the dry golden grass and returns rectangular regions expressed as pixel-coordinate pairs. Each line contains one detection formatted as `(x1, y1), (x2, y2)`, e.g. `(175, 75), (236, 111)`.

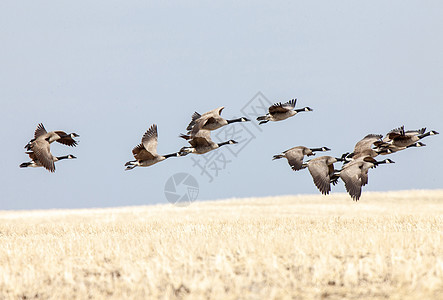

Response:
(1, 190), (443, 299)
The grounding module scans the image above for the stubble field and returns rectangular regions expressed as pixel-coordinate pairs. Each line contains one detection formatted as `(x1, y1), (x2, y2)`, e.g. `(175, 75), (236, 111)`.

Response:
(1, 190), (442, 299)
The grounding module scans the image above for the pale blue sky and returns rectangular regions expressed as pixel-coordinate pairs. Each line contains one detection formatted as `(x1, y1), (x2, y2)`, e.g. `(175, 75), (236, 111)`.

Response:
(1, 1), (442, 209)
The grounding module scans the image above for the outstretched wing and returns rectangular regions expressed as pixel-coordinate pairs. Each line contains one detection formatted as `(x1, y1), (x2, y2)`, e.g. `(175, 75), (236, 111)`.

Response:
(269, 99), (296, 114)
(354, 134), (382, 153)
(307, 159), (331, 195)
(284, 147), (305, 171)
(30, 140), (55, 172)
(190, 116), (213, 137)
(186, 112), (202, 131)
(189, 130), (213, 148)
(141, 124), (158, 155)
(34, 123), (47, 139)
(340, 163), (363, 201)
(405, 127), (426, 135)
(387, 126), (405, 140)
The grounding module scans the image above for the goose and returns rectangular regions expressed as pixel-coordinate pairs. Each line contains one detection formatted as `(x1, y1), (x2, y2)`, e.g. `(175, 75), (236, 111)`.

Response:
(20, 152), (76, 169)
(25, 123), (79, 151)
(338, 156), (394, 201)
(256, 99), (313, 125)
(187, 107), (250, 137)
(376, 141), (426, 155)
(125, 124), (180, 170)
(302, 155), (345, 195)
(374, 126), (438, 149)
(179, 129), (238, 156)
(273, 146), (330, 171)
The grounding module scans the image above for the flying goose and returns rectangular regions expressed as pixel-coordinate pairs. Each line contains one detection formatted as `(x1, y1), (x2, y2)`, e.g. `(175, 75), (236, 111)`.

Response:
(125, 124), (180, 170)
(25, 123), (79, 151)
(273, 146), (331, 171)
(374, 126), (439, 150)
(187, 107), (250, 137)
(338, 156), (394, 201)
(24, 123), (79, 172)
(376, 141), (426, 155)
(179, 129), (238, 156)
(256, 99), (313, 125)
(302, 155), (345, 195)
(20, 152), (76, 169)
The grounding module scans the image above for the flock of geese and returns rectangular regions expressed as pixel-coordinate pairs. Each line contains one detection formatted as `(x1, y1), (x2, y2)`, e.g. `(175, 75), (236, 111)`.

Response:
(20, 99), (438, 201)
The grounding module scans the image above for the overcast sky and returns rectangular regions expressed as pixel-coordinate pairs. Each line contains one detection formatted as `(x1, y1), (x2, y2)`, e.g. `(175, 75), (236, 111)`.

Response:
(1, 1), (442, 210)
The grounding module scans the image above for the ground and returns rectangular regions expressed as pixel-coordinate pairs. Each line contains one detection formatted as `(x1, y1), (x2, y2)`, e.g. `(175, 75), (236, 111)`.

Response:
(1, 190), (442, 299)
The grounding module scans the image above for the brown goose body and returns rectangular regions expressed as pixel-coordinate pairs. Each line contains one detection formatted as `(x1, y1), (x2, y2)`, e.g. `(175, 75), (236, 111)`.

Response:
(125, 124), (180, 170)
(256, 99), (313, 124)
(179, 129), (237, 155)
(187, 107), (249, 137)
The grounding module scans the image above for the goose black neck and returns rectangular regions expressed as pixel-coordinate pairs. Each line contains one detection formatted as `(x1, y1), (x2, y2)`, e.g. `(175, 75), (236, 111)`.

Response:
(374, 160), (391, 166)
(227, 117), (246, 124)
(56, 155), (70, 160)
(164, 152), (179, 159)
(295, 107), (310, 113)
(218, 141), (231, 147)
(310, 147), (325, 152)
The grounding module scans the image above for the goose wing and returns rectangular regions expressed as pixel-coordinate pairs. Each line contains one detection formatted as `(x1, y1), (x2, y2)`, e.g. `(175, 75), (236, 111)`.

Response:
(284, 147), (305, 171)
(340, 162), (363, 200)
(405, 127), (426, 135)
(34, 123), (47, 139)
(132, 144), (155, 160)
(205, 106), (224, 116)
(354, 134), (382, 153)
(269, 99), (296, 114)
(189, 130), (213, 148)
(26, 151), (37, 161)
(141, 124), (158, 155)
(307, 158), (331, 195)
(387, 126), (405, 140)
(190, 115), (216, 137)
(186, 112), (202, 131)
(30, 139), (55, 172)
